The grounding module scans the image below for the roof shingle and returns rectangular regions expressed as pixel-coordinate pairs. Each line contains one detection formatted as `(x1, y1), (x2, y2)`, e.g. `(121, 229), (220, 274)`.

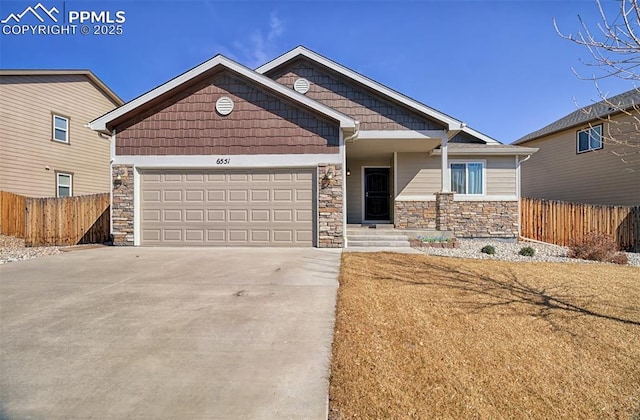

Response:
(513, 89), (640, 144)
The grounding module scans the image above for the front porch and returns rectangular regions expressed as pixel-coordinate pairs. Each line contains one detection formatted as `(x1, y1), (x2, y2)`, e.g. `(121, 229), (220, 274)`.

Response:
(344, 129), (449, 228)
(343, 130), (522, 244)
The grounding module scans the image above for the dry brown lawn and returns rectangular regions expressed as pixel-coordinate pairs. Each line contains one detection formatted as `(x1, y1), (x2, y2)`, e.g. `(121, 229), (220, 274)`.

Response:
(330, 253), (640, 419)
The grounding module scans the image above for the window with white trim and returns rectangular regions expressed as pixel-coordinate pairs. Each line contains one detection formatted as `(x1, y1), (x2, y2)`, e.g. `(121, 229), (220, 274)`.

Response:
(56, 172), (72, 197)
(53, 115), (69, 143)
(577, 124), (603, 153)
(450, 162), (484, 195)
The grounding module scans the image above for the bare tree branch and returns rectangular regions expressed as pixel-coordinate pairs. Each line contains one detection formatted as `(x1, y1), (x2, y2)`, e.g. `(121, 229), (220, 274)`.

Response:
(555, 0), (640, 166)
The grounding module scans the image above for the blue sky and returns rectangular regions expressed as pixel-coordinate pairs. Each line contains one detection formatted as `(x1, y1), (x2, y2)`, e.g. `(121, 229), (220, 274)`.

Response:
(0, 0), (635, 143)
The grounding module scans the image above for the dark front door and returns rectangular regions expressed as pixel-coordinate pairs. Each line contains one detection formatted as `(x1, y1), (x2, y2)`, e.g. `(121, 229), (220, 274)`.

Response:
(364, 168), (390, 221)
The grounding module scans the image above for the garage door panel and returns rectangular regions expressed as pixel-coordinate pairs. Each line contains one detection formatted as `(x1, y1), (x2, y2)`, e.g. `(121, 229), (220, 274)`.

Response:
(143, 190), (161, 202)
(229, 209), (249, 222)
(251, 209), (270, 222)
(296, 209), (313, 222)
(296, 172), (313, 181)
(208, 190), (226, 201)
(251, 190), (270, 201)
(163, 174), (182, 182)
(250, 173), (270, 182)
(229, 190), (248, 202)
(185, 190), (204, 202)
(163, 190), (182, 201)
(163, 230), (182, 241)
(185, 173), (205, 182)
(141, 169), (314, 246)
(185, 230), (204, 242)
(185, 210), (204, 221)
(142, 229), (161, 241)
(207, 210), (225, 222)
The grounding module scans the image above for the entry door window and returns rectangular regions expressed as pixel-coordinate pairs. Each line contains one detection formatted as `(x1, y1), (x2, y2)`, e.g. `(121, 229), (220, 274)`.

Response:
(364, 168), (390, 221)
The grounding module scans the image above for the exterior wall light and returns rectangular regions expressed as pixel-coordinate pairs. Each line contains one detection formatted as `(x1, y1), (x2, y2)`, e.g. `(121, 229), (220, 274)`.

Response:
(113, 174), (123, 188)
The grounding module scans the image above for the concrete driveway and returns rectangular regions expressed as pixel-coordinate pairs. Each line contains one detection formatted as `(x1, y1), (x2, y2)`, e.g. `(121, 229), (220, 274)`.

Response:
(0, 247), (341, 419)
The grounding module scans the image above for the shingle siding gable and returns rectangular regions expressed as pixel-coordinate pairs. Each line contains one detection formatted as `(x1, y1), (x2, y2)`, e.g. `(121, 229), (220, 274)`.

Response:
(269, 59), (446, 131)
(115, 71), (340, 155)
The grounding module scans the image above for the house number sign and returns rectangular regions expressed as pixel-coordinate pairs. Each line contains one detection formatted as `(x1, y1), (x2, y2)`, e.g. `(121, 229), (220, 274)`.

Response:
(216, 158), (230, 165)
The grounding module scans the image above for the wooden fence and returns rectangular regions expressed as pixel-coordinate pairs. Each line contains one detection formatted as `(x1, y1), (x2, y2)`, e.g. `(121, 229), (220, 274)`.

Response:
(0, 191), (27, 238)
(0, 191), (110, 247)
(520, 197), (640, 252)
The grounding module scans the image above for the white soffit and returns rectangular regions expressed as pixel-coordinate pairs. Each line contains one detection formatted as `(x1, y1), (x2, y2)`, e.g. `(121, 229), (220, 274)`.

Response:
(431, 146), (539, 155)
(358, 130), (446, 140)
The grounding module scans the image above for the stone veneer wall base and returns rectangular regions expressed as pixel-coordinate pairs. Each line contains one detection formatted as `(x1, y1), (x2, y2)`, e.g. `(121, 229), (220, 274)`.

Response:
(394, 195), (518, 239)
(318, 164), (344, 248)
(111, 164), (134, 246)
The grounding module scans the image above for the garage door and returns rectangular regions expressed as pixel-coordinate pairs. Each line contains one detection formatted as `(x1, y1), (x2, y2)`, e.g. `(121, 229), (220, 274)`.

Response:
(140, 169), (314, 246)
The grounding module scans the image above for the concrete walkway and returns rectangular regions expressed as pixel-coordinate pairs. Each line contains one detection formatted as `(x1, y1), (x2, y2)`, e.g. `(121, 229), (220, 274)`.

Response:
(0, 247), (341, 419)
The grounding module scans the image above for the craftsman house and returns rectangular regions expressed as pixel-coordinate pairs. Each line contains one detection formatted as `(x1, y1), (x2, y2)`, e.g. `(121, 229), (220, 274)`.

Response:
(89, 46), (537, 247)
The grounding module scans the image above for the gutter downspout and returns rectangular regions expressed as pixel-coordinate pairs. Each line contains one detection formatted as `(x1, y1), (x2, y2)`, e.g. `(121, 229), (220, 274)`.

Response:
(516, 154), (532, 240)
(342, 121), (359, 248)
(344, 120), (360, 143)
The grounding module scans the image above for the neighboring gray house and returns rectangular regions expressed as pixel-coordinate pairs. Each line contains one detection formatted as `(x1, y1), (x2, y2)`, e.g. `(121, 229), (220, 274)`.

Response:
(0, 70), (122, 197)
(89, 46), (537, 247)
(514, 89), (640, 206)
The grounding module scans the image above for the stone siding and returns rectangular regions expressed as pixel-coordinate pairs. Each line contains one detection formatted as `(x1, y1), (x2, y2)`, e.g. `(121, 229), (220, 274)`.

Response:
(111, 164), (134, 246)
(444, 200), (519, 238)
(116, 71), (340, 156)
(318, 164), (343, 248)
(395, 197), (519, 238)
(394, 201), (436, 229)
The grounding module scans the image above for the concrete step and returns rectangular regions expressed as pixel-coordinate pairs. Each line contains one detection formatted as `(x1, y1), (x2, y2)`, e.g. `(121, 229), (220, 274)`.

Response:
(348, 240), (411, 247)
(347, 224), (394, 229)
(348, 234), (409, 241)
(347, 229), (405, 235)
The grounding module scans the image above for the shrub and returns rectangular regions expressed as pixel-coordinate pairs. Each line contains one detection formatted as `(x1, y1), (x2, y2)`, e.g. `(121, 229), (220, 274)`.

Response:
(518, 246), (535, 257)
(481, 245), (496, 255)
(568, 232), (628, 265)
(608, 252), (629, 265)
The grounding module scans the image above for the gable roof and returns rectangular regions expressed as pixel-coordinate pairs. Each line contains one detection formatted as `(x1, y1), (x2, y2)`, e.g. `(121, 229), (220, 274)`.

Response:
(514, 88), (640, 144)
(256, 46), (500, 144)
(89, 55), (356, 132)
(0, 69), (123, 106)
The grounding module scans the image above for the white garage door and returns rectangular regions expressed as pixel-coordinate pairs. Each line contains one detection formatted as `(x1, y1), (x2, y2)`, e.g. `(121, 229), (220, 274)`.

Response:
(140, 169), (314, 246)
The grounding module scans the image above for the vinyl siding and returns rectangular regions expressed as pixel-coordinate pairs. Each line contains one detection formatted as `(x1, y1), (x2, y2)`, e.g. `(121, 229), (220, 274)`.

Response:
(396, 153), (516, 198)
(345, 157), (392, 223)
(520, 113), (640, 206)
(0, 75), (117, 197)
(396, 153), (441, 197)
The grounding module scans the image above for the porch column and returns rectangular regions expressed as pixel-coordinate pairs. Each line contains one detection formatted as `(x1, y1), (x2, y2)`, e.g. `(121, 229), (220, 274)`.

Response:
(441, 136), (449, 192)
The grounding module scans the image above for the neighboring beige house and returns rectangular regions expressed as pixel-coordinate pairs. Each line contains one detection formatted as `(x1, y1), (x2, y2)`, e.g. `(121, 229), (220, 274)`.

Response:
(514, 89), (640, 206)
(89, 46), (537, 247)
(0, 70), (122, 197)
